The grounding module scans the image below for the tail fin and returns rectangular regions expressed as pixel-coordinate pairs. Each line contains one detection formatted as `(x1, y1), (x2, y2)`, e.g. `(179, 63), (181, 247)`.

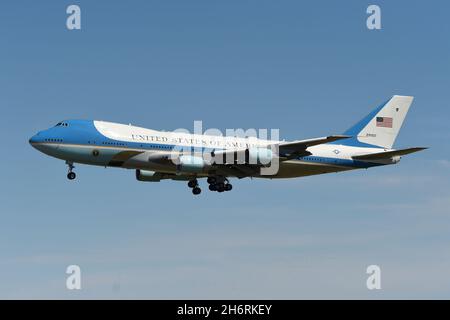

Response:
(338, 95), (414, 149)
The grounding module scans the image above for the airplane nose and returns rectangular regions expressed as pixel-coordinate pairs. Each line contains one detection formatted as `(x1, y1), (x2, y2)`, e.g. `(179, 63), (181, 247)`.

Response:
(29, 133), (40, 145)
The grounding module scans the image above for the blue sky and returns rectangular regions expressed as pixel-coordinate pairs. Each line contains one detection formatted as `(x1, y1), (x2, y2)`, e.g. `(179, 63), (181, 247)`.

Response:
(0, 0), (449, 298)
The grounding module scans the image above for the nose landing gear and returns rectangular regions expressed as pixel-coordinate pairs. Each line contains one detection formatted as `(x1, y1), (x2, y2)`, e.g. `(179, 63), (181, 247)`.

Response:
(66, 161), (76, 180)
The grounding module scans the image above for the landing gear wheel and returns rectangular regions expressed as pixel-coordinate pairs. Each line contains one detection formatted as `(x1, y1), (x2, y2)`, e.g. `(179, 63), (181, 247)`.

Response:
(188, 179), (198, 188)
(192, 187), (201, 195)
(214, 182), (224, 192)
(66, 161), (76, 180)
(67, 172), (76, 180)
(207, 177), (216, 184)
(216, 182), (225, 192)
(207, 176), (232, 193)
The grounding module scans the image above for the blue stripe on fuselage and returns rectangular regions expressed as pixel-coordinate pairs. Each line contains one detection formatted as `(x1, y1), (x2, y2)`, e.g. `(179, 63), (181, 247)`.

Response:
(299, 155), (383, 169)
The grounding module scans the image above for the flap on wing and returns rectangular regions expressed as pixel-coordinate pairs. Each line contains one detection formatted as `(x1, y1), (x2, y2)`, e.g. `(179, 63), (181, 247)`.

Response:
(277, 135), (351, 157)
(147, 151), (175, 164)
(352, 147), (427, 160)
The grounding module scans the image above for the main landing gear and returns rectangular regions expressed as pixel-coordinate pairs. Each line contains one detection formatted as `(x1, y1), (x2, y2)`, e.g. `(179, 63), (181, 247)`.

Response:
(187, 179), (201, 195)
(207, 176), (232, 193)
(66, 161), (76, 180)
(188, 176), (233, 195)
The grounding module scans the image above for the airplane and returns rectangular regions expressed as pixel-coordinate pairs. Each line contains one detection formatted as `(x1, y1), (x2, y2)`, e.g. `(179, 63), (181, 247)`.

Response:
(29, 95), (426, 195)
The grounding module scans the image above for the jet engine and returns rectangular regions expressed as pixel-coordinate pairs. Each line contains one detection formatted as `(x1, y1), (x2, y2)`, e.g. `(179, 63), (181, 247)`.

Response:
(135, 169), (162, 182)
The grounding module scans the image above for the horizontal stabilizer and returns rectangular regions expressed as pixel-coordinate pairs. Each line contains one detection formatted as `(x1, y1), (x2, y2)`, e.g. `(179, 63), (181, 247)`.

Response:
(352, 147), (427, 161)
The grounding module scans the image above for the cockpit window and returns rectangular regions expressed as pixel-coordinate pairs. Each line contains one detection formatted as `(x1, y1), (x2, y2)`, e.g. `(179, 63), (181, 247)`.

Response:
(55, 122), (69, 127)
(55, 122), (62, 126)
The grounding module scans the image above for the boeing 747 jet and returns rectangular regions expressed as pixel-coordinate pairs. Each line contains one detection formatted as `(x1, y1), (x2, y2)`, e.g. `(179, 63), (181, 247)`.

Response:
(29, 95), (426, 195)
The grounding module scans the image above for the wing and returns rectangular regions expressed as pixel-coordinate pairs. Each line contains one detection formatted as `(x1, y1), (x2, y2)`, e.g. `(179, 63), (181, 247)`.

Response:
(275, 135), (351, 159)
(207, 135), (351, 177)
(122, 135), (352, 178)
(210, 135), (351, 161)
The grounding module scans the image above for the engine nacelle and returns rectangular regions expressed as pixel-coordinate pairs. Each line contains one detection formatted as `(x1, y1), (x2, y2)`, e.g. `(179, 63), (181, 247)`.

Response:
(245, 148), (273, 165)
(177, 155), (207, 173)
(135, 169), (162, 182)
(392, 156), (401, 163)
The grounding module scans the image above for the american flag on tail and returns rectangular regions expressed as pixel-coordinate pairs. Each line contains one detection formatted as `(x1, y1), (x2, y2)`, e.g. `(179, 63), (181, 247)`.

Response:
(376, 116), (393, 128)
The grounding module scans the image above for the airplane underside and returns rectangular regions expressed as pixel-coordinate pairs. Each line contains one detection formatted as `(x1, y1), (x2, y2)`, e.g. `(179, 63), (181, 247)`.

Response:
(264, 160), (354, 178)
(37, 142), (362, 195)
(132, 159), (357, 194)
(125, 157), (356, 179)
